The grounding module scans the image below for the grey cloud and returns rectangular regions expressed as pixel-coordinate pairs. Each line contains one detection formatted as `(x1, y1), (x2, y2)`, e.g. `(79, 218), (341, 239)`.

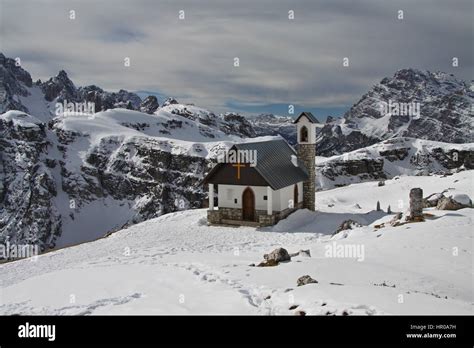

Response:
(1, 0), (472, 113)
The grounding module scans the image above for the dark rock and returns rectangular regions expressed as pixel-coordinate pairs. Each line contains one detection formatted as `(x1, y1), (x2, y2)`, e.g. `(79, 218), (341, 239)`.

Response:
(437, 195), (472, 210)
(379, 148), (409, 162)
(297, 275), (318, 286)
(264, 247), (291, 263)
(41, 70), (78, 102)
(318, 158), (386, 186)
(0, 53), (33, 113)
(163, 97), (179, 106)
(333, 219), (362, 234)
(257, 259), (279, 267)
(220, 113), (256, 138)
(140, 96), (159, 114)
(423, 192), (446, 207)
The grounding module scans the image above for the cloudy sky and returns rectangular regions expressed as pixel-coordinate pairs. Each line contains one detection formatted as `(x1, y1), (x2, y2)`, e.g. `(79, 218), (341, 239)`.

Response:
(1, 0), (472, 117)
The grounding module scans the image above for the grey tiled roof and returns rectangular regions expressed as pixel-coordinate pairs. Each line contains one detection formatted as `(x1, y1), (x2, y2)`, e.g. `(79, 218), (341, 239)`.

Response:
(293, 112), (320, 124)
(231, 139), (309, 190)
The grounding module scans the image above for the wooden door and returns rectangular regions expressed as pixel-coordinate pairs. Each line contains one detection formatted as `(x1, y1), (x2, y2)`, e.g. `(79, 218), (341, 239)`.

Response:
(242, 187), (255, 221)
(294, 184), (298, 207)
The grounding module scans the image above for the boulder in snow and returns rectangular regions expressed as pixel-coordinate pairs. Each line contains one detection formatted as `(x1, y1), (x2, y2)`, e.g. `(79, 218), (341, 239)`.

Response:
(264, 247), (291, 263)
(333, 219), (362, 235)
(390, 213), (403, 227)
(257, 259), (279, 267)
(436, 194), (472, 210)
(423, 192), (445, 208)
(297, 275), (318, 286)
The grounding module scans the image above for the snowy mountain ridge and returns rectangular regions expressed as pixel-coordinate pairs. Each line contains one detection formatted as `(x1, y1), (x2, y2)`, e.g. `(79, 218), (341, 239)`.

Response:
(1, 53), (473, 256)
(0, 53), (279, 140)
(316, 137), (474, 189)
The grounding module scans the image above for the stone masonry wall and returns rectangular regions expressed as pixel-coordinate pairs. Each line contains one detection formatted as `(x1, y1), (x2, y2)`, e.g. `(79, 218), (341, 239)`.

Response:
(297, 144), (316, 211)
(207, 201), (303, 227)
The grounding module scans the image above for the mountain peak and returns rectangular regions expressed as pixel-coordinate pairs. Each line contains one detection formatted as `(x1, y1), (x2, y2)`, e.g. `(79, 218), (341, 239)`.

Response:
(316, 69), (473, 156)
(57, 69), (68, 77)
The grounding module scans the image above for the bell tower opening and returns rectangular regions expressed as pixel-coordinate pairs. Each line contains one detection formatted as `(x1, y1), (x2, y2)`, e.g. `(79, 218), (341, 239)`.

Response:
(300, 126), (308, 143)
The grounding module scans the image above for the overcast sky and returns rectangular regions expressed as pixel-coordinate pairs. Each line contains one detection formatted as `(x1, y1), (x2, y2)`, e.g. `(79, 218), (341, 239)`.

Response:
(1, 0), (473, 117)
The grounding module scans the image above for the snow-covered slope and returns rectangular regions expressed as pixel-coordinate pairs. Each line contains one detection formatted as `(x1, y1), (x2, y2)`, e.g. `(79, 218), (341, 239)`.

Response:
(0, 107), (280, 251)
(1, 171), (472, 315)
(0, 53), (292, 251)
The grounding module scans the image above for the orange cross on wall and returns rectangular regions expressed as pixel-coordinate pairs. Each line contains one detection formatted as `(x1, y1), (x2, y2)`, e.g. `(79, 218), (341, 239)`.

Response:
(232, 162), (246, 180)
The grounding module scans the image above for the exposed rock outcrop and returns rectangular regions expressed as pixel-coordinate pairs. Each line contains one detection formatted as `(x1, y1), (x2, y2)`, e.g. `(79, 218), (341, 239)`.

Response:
(436, 195), (472, 210)
(257, 247), (291, 266)
(0, 53), (33, 113)
(333, 220), (362, 235)
(140, 96), (159, 114)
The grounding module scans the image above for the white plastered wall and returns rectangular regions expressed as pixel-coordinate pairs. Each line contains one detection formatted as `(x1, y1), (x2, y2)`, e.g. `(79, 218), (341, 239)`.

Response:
(217, 182), (303, 212)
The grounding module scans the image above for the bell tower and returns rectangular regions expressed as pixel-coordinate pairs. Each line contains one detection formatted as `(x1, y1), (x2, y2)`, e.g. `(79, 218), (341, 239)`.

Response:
(294, 112), (318, 211)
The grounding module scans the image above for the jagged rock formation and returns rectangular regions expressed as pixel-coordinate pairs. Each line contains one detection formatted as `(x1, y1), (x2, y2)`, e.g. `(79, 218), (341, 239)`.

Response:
(0, 110), (211, 252)
(251, 113), (298, 144)
(162, 97), (179, 107)
(0, 53), (33, 113)
(0, 112), (61, 250)
(220, 113), (256, 138)
(42, 71), (142, 112)
(140, 96), (159, 114)
(317, 137), (474, 189)
(41, 70), (79, 102)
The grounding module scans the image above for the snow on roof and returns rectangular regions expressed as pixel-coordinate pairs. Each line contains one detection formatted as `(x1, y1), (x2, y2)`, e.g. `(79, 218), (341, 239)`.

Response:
(293, 112), (320, 124)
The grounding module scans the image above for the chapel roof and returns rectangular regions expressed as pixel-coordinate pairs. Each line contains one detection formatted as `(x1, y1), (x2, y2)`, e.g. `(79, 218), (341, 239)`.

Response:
(201, 139), (309, 190)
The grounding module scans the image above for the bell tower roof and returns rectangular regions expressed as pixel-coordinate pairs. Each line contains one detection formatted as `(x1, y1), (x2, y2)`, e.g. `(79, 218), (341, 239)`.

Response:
(293, 112), (320, 124)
